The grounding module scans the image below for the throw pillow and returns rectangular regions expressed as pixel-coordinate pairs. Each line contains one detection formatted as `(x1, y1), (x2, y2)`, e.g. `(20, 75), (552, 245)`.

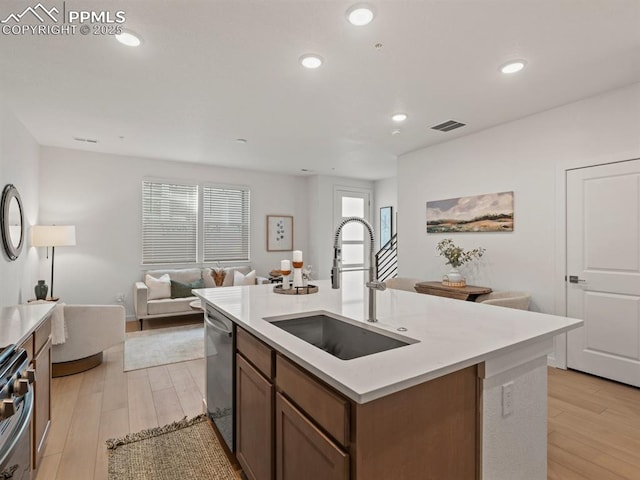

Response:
(202, 269), (217, 288)
(223, 266), (251, 287)
(233, 269), (256, 286)
(213, 268), (226, 287)
(145, 274), (171, 300)
(170, 278), (205, 298)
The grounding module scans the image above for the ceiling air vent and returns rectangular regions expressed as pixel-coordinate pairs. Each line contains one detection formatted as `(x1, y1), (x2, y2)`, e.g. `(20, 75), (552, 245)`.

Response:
(73, 137), (99, 144)
(430, 120), (466, 132)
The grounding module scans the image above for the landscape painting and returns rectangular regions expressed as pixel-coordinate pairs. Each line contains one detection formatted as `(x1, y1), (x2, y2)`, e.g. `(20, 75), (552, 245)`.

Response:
(426, 191), (514, 233)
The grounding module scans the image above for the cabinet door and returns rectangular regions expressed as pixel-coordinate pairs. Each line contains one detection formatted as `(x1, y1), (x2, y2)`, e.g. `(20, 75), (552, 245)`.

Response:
(275, 393), (349, 480)
(33, 337), (51, 469)
(236, 354), (274, 480)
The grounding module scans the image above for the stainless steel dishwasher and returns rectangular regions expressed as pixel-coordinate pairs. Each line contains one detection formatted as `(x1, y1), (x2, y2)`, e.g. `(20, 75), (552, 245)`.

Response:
(204, 303), (234, 451)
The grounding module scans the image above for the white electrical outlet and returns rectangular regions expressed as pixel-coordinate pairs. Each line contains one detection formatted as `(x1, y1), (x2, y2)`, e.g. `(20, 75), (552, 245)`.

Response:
(502, 382), (514, 417)
(116, 293), (125, 304)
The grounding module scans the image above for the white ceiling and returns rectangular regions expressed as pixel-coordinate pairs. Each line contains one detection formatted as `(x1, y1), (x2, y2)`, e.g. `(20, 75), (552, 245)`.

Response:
(1, 0), (639, 180)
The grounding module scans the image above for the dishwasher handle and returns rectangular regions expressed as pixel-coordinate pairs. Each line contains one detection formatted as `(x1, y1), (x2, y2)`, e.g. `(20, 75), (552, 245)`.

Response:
(205, 314), (232, 338)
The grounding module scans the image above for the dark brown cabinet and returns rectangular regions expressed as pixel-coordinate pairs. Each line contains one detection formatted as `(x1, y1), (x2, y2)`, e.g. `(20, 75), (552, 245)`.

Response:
(18, 314), (52, 472)
(236, 354), (274, 480)
(33, 336), (51, 468)
(235, 327), (479, 480)
(275, 393), (349, 480)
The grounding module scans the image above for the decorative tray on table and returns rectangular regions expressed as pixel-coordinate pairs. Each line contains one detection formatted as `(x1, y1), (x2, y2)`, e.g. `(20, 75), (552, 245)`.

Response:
(273, 284), (318, 295)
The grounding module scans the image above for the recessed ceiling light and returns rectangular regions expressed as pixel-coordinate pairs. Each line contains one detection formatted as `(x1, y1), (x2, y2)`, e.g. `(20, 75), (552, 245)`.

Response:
(391, 130), (401, 135)
(115, 29), (142, 47)
(500, 60), (526, 74)
(346, 4), (375, 26)
(299, 54), (323, 69)
(391, 113), (408, 122)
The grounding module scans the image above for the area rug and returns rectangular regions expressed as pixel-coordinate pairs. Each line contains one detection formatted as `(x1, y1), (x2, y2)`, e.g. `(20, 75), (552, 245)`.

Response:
(124, 324), (204, 371)
(106, 414), (239, 480)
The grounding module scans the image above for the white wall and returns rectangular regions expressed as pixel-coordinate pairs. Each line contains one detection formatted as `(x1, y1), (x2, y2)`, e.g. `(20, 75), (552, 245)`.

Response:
(398, 82), (640, 318)
(306, 175), (375, 280)
(39, 147), (310, 318)
(373, 177), (397, 251)
(0, 99), (40, 305)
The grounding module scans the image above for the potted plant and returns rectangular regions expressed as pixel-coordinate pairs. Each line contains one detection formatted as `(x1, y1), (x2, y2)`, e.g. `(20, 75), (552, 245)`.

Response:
(436, 238), (485, 286)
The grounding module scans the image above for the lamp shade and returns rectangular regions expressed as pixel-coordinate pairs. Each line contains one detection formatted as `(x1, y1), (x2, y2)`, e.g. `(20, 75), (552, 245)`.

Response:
(31, 225), (76, 247)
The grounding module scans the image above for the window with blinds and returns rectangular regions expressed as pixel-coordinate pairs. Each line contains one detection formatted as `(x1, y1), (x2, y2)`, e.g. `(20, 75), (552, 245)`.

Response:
(142, 181), (198, 264)
(203, 186), (250, 262)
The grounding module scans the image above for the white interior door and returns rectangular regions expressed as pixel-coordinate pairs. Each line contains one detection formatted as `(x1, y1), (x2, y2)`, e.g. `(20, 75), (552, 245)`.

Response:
(566, 159), (640, 387)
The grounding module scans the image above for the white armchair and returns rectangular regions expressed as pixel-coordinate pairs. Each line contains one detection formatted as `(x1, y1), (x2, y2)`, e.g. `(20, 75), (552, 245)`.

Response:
(476, 291), (531, 310)
(52, 305), (125, 377)
(384, 277), (423, 293)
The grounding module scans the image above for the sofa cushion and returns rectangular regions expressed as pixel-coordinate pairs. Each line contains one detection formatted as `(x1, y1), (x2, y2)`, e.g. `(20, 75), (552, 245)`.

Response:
(171, 278), (205, 298)
(234, 269), (256, 286)
(148, 297), (198, 315)
(222, 266), (251, 286)
(145, 274), (171, 300)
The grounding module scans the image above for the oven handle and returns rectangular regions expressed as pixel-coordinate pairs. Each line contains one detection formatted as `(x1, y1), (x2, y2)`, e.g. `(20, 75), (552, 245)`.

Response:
(205, 314), (232, 338)
(0, 389), (33, 474)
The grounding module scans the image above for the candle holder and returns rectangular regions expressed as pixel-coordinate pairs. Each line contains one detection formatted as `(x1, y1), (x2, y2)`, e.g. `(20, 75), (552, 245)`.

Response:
(292, 261), (303, 288)
(281, 269), (291, 289)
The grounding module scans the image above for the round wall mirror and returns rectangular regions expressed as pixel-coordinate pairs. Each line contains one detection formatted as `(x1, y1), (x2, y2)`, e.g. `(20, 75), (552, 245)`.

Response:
(1, 184), (24, 261)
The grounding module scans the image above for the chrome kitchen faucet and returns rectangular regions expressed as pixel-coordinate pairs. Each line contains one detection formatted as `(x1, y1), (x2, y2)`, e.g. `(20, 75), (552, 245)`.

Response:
(331, 217), (386, 322)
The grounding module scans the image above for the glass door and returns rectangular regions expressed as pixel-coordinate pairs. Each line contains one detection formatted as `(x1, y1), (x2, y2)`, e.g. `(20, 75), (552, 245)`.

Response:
(333, 188), (372, 288)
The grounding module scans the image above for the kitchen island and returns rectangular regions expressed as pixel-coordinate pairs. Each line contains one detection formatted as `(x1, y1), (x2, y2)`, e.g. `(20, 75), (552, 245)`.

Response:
(194, 278), (582, 480)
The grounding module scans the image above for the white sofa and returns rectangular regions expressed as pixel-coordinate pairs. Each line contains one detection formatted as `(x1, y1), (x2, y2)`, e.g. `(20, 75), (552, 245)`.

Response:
(134, 266), (268, 329)
(52, 304), (125, 377)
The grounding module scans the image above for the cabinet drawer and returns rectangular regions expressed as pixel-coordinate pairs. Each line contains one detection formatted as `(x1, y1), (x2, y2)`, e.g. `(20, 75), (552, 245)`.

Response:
(276, 354), (350, 448)
(237, 328), (274, 379)
(34, 316), (52, 355)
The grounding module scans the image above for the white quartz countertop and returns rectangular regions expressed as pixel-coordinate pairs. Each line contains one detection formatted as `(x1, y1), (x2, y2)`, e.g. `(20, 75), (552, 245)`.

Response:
(194, 278), (582, 403)
(0, 303), (56, 347)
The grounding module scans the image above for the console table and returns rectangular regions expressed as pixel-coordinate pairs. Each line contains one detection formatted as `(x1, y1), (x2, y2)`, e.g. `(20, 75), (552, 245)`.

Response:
(414, 282), (491, 301)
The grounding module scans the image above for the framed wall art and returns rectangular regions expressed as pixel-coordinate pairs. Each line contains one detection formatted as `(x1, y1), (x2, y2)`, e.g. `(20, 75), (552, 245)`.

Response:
(267, 215), (293, 251)
(380, 206), (393, 248)
(426, 191), (514, 233)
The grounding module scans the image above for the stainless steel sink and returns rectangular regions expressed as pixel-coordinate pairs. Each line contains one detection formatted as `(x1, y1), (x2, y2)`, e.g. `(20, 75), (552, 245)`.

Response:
(265, 311), (417, 360)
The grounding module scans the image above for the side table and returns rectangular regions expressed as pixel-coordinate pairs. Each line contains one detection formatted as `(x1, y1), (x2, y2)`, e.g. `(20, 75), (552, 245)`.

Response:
(27, 297), (60, 303)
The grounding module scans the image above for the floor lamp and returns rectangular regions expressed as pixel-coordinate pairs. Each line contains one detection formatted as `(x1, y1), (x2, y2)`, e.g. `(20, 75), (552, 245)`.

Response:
(31, 225), (76, 298)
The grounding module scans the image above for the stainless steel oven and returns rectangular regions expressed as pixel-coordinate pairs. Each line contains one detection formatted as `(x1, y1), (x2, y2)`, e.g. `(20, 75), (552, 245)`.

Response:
(204, 304), (234, 452)
(0, 345), (34, 480)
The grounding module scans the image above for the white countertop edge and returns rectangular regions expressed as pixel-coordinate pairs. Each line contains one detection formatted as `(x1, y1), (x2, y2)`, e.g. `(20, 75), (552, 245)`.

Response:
(199, 295), (580, 403)
(236, 320), (574, 403)
(0, 303), (56, 348)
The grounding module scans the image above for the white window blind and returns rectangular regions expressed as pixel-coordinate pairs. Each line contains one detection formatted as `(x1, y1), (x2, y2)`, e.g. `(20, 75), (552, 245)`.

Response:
(203, 186), (250, 262)
(142, 181), (198, 264)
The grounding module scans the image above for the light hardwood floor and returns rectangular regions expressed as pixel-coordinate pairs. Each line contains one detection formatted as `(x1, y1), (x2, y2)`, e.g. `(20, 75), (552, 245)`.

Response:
(35, 338), (640, 480)
(547, 368), (640, 479)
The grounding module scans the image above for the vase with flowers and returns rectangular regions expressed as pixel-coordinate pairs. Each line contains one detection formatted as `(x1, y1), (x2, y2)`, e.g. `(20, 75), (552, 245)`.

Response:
(436, 238), (485, 286)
